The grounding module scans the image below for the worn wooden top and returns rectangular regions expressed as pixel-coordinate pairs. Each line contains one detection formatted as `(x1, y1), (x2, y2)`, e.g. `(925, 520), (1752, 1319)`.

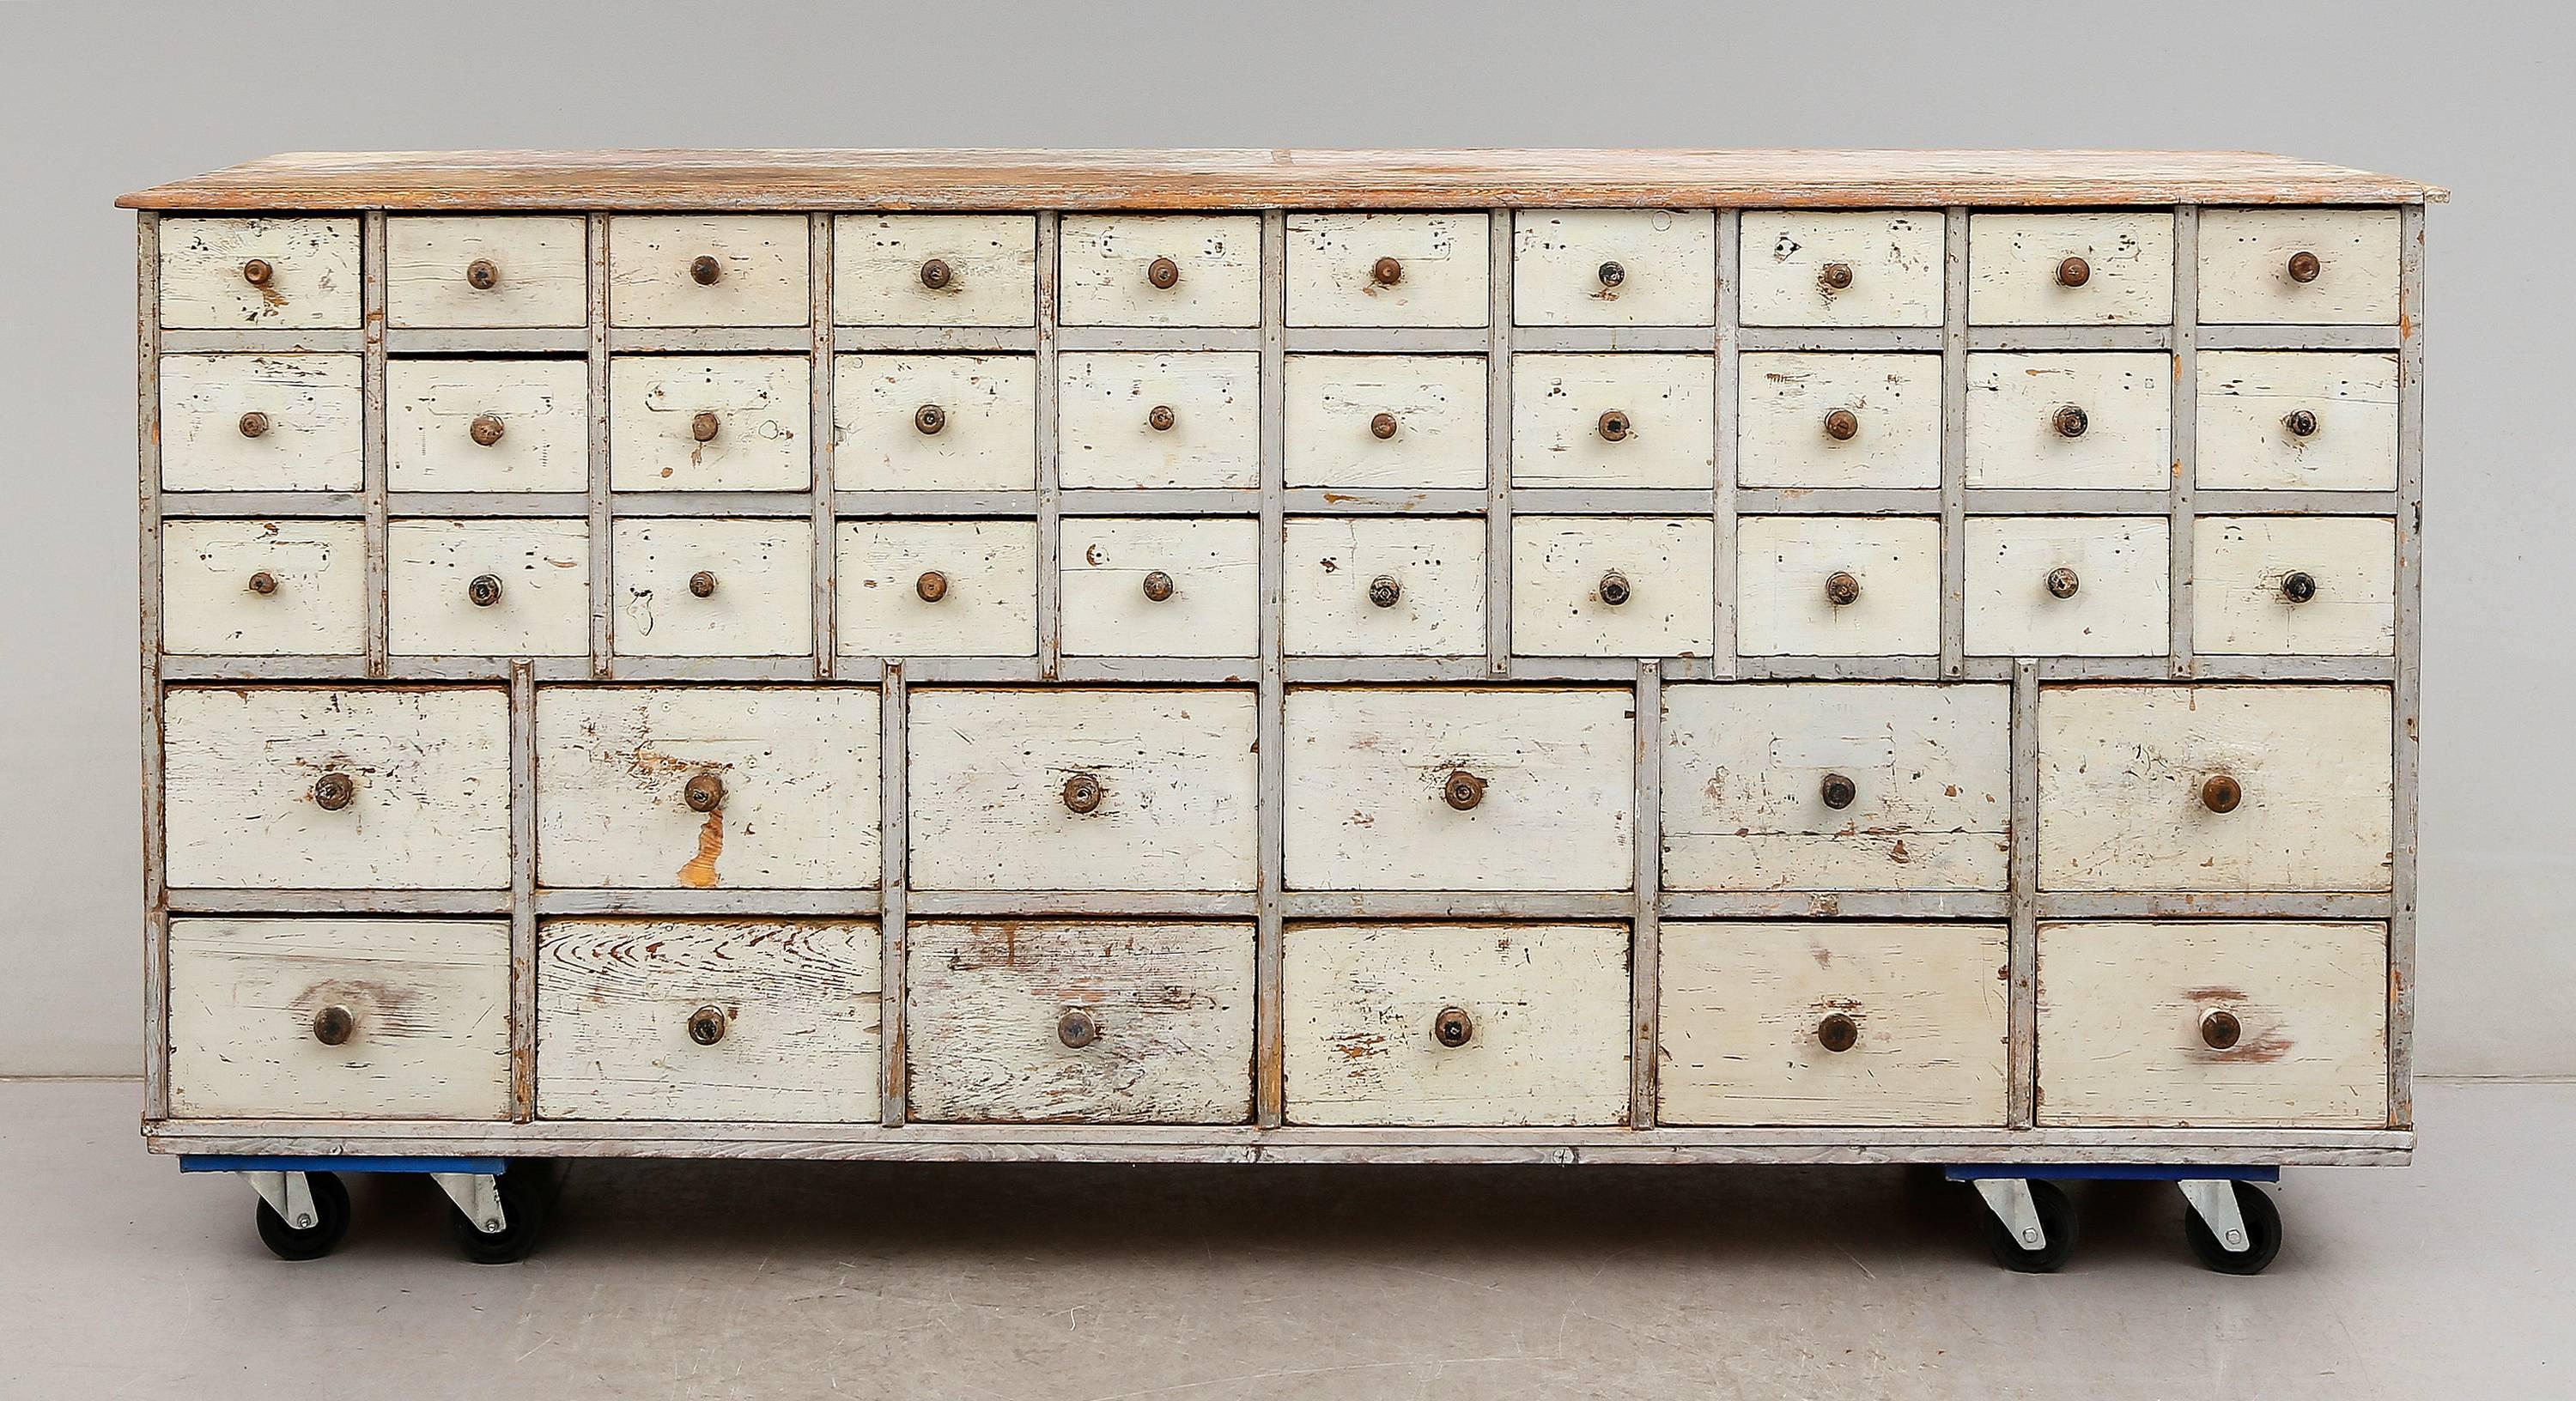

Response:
(118, 149), (2447, 211)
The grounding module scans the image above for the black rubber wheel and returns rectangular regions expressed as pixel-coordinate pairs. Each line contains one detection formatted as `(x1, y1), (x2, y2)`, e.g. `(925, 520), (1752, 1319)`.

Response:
(1980, 1179), (2078, 1273)
(254, 1171), (350, 1261)
(446, 1167), (549, 1265)
(2184, 1180), (2283, 1275)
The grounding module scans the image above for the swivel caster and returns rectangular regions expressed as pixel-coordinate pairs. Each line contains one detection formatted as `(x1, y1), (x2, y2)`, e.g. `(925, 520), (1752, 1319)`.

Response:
(1972, 1177), (2077, 1273)
(440, 1164), (550, 1265)
(2181, 1179), (2283, 1275)
(251, 1170), (350, 1261)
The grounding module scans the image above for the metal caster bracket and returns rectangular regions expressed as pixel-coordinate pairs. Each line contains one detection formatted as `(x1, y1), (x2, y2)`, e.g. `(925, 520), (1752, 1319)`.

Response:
(1947, 1163), (2282, 1257)
(1970, 1177), (2048, 1251)
(432, 1172), (508, 1235)
(243, 1169), (320, 1233)
(2179, 1179), (2254, 1255)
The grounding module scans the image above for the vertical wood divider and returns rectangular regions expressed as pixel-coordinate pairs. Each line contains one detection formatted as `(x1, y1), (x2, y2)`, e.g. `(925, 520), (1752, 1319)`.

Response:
(2390, 202), (2427, 1131)
(586, 214), (613, 675)
(361, 212), (390, 678)
(2170, 205), (2200, 677)
(508, 659), (537, 1121)
(810, 214), (837, 676)
(1485, 210), (1515, 672)
(2008, 658), (2040, 1128)
(1630, 659), (1662, 1128)
(137, 212), (170, 1119)
(1938, 208), (1969, 679)
(1036, 213), (1064, 679)
(879, 660), (909, 1126)
(1712, 210), (1741, 677)
(1255, 210), (1289, 1127)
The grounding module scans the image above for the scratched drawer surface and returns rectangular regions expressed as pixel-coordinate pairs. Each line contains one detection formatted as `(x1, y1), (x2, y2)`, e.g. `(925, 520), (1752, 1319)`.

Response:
(160, 216), (361, 330)
(1511, 516), (1715, 658)
(1966, 212), (2175, 325)
(1963, 352), (2170, 490)
(1964, 516), (2171, 658)
(2192, 515), (2397, 656)
(2194, 351), (2398, 491)
(386, 357), (589, 492)
(159, 353), (363, 493)
(1282, 515), (1485, 658)
(836, 519), (1040, 658)
(1283, 354), (1486, 489)
(609, 355), (812, 491)
(1736, 211), (1945, 328)
(1510, 354), (1716, 489)
(610, 518), (813, 658)
(386, 518), (591, 657)
(1058, 215), (1261, 327)
(835, 353), (1036, 492)
(161, 519), (368, 657)
(1735, 515), (1942, 657)
(608, 214), (811, 327)
(1059, 352), (1259, 489)
(387, 215), (587, 329)
(1285, 212), (1490, 327)
(1737, 352), (1942, 489)
(834, 214), (1037, 327)
(2197, 209), (2401, 325)
(1058, 516), (1260, 658)
(1513, 210), (1716, 326)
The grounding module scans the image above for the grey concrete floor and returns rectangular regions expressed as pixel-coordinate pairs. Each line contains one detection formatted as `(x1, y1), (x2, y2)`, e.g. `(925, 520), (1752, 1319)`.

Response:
(0, 1080), (2565, 1399)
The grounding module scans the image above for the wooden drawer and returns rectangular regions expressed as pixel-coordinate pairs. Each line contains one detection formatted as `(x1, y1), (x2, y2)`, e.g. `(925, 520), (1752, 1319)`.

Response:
(161, 519), (367, 657)
(387, 357), (589, 492)
(610, 518), (812, 657)
(1658, 921), (2008, 1125)
(908, 688), (1260, 892)
(1059, 215), (1261, 327)
(833, 214), (1036, 327)
(387, 215), (587, 329)
(835, 353), (1036, 492)
(1283, 687), (1633, 891)
(1284, 354), (1485, 489)
(1735, 516), (1941, 656)
(1967, 212), (2175, 325)
(836, 519), (1039, 658)
(2193, 516), (2396, 656)
(1964, 516), (2170, 657)
(160, 216), (361, 330)
(386, 518), (590, 657)
(1737, 211), (1944, 328)
(1512, 210), (1716, 326)
(1661, 683), (2011, 892)
(1510, 354), (1715, 488)
(2038, 685), (2393, 892)
(1963, 352), (2170, 489)
(536, 687), (880, 889)
(1282, 516), (1485, 657)
(159, 354), (362, 492)
(906, 920), (1255, 1124)
(608, 215), (809, 327)
(162, 687), (509, 889)
(2037, 920), (2389, 1125)
(1059, 517), (1259, 658)
(2198, 209), (2401, 324)
(1510, 516), (1714, 658)
(168, 918), (510, 1119)
(1282, 923), (1630, 1126)
(537, 918), (881, 1122)
(1285, 212), (1489, 327)
(2194, 352), (2398, 490)
(608, 355), (811, 492)
(1059, 352), (1259, 488)
(1737, 352), (1942, 488)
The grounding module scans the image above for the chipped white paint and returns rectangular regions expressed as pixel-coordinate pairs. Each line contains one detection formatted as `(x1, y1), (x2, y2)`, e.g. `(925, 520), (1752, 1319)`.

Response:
(1737, 353), (1942, 488)
(833, 214), (1037, 327)
(1282, 516), (1485, 657)
(1285, 213), (1490, 327)
(608, 215), (810, 327)
(1059, 517), (1259, 658)
(2197, 209), (2401, 324)
(2194, 351), (2398, 490)
(1283, 355), (1486, 488)
(1965, 516), (2171, 656)
(159, 216), (361, 330)
(162, 519), (368, 656)
(386, 215), (587, 328)
(834, 353), (1036, 491)
(1735, 516), (1941, 655)
(387, 357), (588, 491)
(2193, 516), (2397, 656)
(1510, 354), (1716, 488)
(1967, 213), (2175, 325)
(1962, 352), (2171, 489)
(1512, 211), (1716, 326)
(1058, 352), (1258, 488)
(1510, 516), (1715, 657)
(160, 353), (362, 492)
(609, 355), (811, 491)
(1058, 215), (1261, 327)
(386, 518), (590, 656)
(611, 519), (813, 657)
(837, 519), (1039, 657)
(1736, 211), (1944, 328)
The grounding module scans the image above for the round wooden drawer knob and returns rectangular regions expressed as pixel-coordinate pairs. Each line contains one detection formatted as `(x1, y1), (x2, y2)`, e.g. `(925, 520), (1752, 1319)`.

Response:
(688, 1005), (730, 1046)
(1825, 570), (1862, 606)
(1442, 769), (1486, 811)
(690, 254), (724, 286)
(2201, 773), (2243, 814)
(683, 772), (726, 813)
(915, 570), (950, 603)
(240, 258), (274, 288)
(1146, 256), (1182, 289)
(1596, 260), (1626, 288)
(1597, 571), (1632, 607)
(1816, 1012), (1858, 1053)
(466, 258), (501, 291)
(2283, 409), (2320, 439)
(246, 570), (279, 597)
(919, 258), (955, 290)
(1367, 574), (1402, 609)
(1822, 408), (1860, 442)
(467, 573), (504, 608)
(2287, 251), (2322, 284)
(1820, 773), (1857, 810)
(1597, 409), (1631, 442)
(1057, 1008), (1101, 1049)
(1432, 1005), (1474, 1048)
(1818, 262), (1855, 292)
(469, 413), (506, 447)
(2201, 1009), (2243, 1050)
(2046, 567), (2081, 599)
(1140, 570), (1176, 603)
(311, 772), (355, 811)
(690, 410), (720, 443)
(1147, 403), (1177, 433)
(914, 403), (948, 435)
(1371, 256), (1404, 287)
(237, 411), (271, 440)
(2281, 570), (2318, 603)
(2052, 405), (2090, 439)
(1370, 411), (1400, 440)
(688, 570), (718, 598)
(310, 1004), (355, 1046)
(1061, 773), (1105, 815)
(2056, 256), (2092, 288)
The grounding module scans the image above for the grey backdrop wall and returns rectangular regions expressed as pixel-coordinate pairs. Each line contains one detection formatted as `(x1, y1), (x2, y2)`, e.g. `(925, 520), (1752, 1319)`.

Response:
(4, 0), (2564, 1077)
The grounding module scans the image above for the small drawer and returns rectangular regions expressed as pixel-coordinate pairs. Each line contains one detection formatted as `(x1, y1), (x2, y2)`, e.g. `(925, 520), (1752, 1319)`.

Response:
(1511, 516), (1714, 658)
(387, 215), (587, 329)
(608, 215), (810, 327)
(611, 518), (812, 657)
(536, 686), (880, 889)
(906, 920), (1255, 1124)
(1967, 213), (2175, 325)
(159, 354), (362, 492)
(2037, 920), (2389, 1126)
(1283, 687), (1633, 891)
(2194, 352), (2397, 491)
(167, 918), (510, 1119)
(1282, 516), (1485, 658)
(1963, 352), (2170, 489)
(1282, 922), (1630, 1126)
(537, 919), (881, 1122)
(2038, 685), (2393, 892)
(1059, 517), (1259, 658)
(2192, 516), (2396, 657)
(387, 357), (589, 492)
(1513, 210), (1716, 326)
(1735, 516), (1941, 656)
(1284, 354), (1486, 489)
(161, 519), (368, 657)
(386, 518), (590, 657)
(161, 687), (509, 889)
(1737, 211), (1944, 328)
(835, 353), (1035, 492)
(1285, 212), (1490, 327)
(833, 214), (1037, 328)
(1059, 215), (1261, 327)
(1965, 516), (2170, 657)
(906, 688), (1260, 893)
(1661, 683), (2011, 893)
(160, 216), (361, 330)
(1059, 352), (1259, 488)
(608, 355), (811, 491)
(1510, 354), (1716, 488)
(2197, 209), (2401, 325)
(837, 519), (1039, 658)
(1737, 352), (1942, 488)
(1658, 922), (2009, 1126)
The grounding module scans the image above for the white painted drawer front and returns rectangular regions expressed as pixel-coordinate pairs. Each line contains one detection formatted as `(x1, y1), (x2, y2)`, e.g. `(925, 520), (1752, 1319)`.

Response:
(160, 354), (362, 492)
(1283, 923), (1630, 1126)
(537, 919), (881, 1122)
(1059, 517), (1259, 658)
(1285, 212), (1490, 327)
(1510, 354), (1716, 488)
(907, 920), (1255, 1124)
(1659, 922), (2009, 1125)
(611, 518), (812, 657)
(609, 355), (811, 492)
(609, 215), (810, 327)
(1736, 516), (1941, 656)
(387, 357), (589, 492)
(2193, 516), (2396, 656)
(1513, 211), (1716, 326)
(1284, 688), (1633, 891)
(2038, 685), (2393, 892)
(2198, 209), (2401, 324)
(834, 214), (1036, 327)
(162, 687), (509, 890)
(1282, 516), (1485, 657)
(1737, 211), (1944, 328)
(1284, 355), (1486, 489)
(537, 687), (880, 889)
(162, 519), (368, 657)
(1511, 516), (1715, 658)
(1737, 353), (1942, 488)
(1963, 353), (2171, 489)
(1059, 215), (1261, 327)
(168, 919), (510, 1119)
(1965, 516), (2171, 657)
(1661, 683), (2011, 892)
(2195, 352), (2398, 491)
(1059, 352), (1258, 488)
(1966, 213), (2175, 325)
(387, 215), (587, 329)
(908, 688), (1261, 893)
(2038, 921), (2388, 1126)
(837, 519), (1039, 658)
(835, 354), (1036, 492)
(387, 518), (590, 657)
(160, 217), (361, 330)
